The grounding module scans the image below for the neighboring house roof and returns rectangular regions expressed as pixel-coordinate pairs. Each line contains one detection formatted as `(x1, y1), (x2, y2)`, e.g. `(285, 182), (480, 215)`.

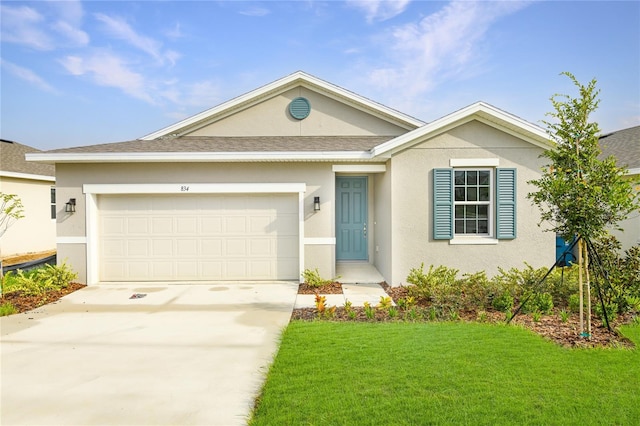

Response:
(599, 125), (640, 174)
(0, 139), (55, 180)
(26, 72), (551, 164)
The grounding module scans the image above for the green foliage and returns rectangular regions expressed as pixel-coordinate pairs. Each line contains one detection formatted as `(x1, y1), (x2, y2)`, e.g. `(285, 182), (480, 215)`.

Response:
(532, 311), (542, 322)
(568, 294), (581, 313)
(530, 292), (554, 314)
(0, 302), (18, 316)
(491, 291), (514, 313)
(376, 296), (393, 310)
(559, 309), (570, 323)
(36, 262), (77, 289)
(590, 235), (640, 315)
(3, 269), (55, 297)
(528, 72), (639, 241)
(406, 263), (459, 302)
(387, 306), (399, 319)
(301, 268), (333, 288)
(363, 302), (375, 320)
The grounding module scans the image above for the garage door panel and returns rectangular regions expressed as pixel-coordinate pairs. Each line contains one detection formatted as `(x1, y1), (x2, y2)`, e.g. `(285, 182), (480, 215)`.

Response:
(99, 193), (298, 281)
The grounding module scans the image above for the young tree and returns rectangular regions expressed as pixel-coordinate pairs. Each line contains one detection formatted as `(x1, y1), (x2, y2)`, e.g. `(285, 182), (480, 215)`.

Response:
(528, 72), (639, 337)
(0, 193), (25, 295)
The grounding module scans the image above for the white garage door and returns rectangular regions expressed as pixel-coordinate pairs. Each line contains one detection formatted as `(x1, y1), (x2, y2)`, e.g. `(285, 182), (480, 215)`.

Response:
(98, 194), (299, 281)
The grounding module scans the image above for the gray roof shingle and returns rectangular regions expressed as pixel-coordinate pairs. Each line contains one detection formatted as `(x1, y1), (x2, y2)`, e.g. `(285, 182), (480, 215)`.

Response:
(44, 136), (393, 154)
(599, 125), (640, 170)
(1, 139), (55, 176)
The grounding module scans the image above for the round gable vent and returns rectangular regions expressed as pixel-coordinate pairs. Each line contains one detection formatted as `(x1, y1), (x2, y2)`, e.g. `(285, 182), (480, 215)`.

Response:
(289, 97), (311, 120)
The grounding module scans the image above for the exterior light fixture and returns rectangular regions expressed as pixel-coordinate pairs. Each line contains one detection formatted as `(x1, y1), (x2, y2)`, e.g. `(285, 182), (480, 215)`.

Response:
(65, 198), (76, 213)
(314, 196), (321, 212)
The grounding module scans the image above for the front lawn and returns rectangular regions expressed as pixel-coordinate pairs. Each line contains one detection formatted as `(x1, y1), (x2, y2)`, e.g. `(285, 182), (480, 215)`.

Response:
(251, 322), (640, 425)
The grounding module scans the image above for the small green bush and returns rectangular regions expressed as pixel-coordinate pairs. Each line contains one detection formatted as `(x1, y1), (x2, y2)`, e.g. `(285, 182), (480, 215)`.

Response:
(35, 262), (77, 289)
(491, 291), (513, 312)
(301, 268), (332, 288)
(0, 302), (18, 316)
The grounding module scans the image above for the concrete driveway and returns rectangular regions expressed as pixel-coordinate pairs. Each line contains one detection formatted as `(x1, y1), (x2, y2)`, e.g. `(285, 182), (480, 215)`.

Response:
(1, 283), (298, 426)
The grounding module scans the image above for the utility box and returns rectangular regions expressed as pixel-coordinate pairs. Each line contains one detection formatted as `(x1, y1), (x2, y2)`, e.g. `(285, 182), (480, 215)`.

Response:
(555, 235), (576, 267)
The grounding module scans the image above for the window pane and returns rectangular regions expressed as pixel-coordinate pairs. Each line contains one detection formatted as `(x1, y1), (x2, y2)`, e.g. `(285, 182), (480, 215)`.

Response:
(479, 171), (490, 185)
(466, 220), (477, 233)
(465, 205), (476, 218)
(466, 171), (477, 185)
(455, 220), (465, 233)
(467, 188), (478, 201)
(478, 220), (488, 233)
(51, 205), (56, 220)
(50, 187), (56, 203)
(455, 171), (465, 185)
(455, 187), (466, 201)
(478, 205), (488, 218)
(455, 205), (465, 219)
(479, 187), (489, 201)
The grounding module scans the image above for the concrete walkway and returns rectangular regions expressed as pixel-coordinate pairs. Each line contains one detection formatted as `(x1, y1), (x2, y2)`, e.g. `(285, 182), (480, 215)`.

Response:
(1, 283), (298, 426)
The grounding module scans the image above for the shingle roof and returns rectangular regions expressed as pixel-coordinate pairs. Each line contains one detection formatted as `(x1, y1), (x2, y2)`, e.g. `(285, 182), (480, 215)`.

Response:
(0, 139), (55, 176)
(599, 125), (640, 170)
(45, 136), (393, 154)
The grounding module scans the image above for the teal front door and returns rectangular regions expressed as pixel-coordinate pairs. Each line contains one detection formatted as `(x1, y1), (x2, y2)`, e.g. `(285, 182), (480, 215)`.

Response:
(336, 176), (368, 261)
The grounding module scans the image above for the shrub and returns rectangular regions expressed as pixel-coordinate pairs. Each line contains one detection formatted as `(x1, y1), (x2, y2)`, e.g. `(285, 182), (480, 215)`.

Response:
(589, 235), (640, 315)
(1, 302), (18, 316)
(302, 268), (333, 288)
(492, 291), (513, 313)
(406, 264), (459, 304)
(568, 294), (581, 313)
(35, 262), (77, 289)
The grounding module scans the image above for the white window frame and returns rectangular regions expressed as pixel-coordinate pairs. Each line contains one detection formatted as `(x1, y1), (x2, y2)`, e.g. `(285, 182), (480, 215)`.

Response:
(450, 159), (500, 245)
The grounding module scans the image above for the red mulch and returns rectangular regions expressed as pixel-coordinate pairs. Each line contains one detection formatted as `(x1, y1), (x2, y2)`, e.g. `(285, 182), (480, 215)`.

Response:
(298, 282), (343, 294)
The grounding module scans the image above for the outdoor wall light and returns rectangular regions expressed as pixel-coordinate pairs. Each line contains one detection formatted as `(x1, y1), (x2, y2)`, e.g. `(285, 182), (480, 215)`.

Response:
(314, 196), (321, 212)
(65, 198), (76, 213)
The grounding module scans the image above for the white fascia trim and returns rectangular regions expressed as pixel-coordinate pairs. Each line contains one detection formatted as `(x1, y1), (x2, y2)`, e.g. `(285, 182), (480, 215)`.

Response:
(141, 71), (424, 140)
(83, 183), (306, 195)
(27, 151), (373, 163)
(0, 171), (55, 182)
(371, 102), (550, 158)
(450, 158), (499, 167)
(303, 237), (336, 245)
(332, 164), (386, 173)
(57, 236), (87, 244)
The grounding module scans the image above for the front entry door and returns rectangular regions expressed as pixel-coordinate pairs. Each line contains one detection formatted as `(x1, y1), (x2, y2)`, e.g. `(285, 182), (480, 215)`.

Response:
(336, 176), (368, 261)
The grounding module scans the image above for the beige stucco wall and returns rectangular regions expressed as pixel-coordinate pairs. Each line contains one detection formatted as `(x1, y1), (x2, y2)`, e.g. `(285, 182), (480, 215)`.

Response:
(0, 176), (56, 257)
(388, 120), (556, 285)
(56, 162), (338, 284)
(373, 161), (392, 281)
(189, 87), (408, 137)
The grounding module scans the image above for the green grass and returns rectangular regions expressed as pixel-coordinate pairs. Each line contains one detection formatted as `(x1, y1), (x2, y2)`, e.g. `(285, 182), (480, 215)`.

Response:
(251, 322), (640, 425)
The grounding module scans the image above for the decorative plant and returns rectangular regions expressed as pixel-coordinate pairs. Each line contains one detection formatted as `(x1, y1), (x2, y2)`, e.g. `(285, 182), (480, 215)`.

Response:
(314, 293), (327, 313)
(528, 72), (640, 336)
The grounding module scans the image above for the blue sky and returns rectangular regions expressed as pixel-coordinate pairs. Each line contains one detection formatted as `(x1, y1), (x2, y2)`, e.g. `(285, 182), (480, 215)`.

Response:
(1, 0), (639, 151)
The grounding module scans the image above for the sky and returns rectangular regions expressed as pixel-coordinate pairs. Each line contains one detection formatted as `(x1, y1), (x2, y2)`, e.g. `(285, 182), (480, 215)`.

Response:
(1, 0), (639, 151)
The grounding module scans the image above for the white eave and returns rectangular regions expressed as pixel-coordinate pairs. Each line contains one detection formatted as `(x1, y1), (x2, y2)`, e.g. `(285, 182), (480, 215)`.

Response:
(0, 170), (55, 182)
(372, 102), (552, 158)
(26, 151), (375, 163)
(141, 71), (425, 140)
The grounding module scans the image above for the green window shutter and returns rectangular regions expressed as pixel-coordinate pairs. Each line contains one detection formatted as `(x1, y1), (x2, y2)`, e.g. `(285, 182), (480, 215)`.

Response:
(496, 168), (517, 239)
(433, 168), (453, 240)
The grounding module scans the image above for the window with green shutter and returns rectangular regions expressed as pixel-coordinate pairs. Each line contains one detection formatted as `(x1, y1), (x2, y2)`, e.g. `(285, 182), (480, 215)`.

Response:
(433, 167), (516, 240)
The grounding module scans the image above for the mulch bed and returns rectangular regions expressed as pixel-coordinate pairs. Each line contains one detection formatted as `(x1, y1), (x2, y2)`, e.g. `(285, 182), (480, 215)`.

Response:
(1, 283), (86, 313)
(296, 282), (636, 349)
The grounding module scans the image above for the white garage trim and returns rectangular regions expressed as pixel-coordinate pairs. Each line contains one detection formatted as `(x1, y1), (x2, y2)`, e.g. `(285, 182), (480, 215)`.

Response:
(83, 183), (306, 285)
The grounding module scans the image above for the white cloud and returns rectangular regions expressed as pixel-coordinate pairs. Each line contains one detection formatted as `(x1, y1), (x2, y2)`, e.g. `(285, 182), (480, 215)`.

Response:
(239, 7), (271, 17)
(94, 13), (177, 65)
(165, 22), (183, 40)
(59, 52), (154, 104)
(366, 1), (530, 106)
(0, 59), (58, 93)
(347, 0), (411, 23)
(0, 4), (53, 50)
(52, 20), (89, 46)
